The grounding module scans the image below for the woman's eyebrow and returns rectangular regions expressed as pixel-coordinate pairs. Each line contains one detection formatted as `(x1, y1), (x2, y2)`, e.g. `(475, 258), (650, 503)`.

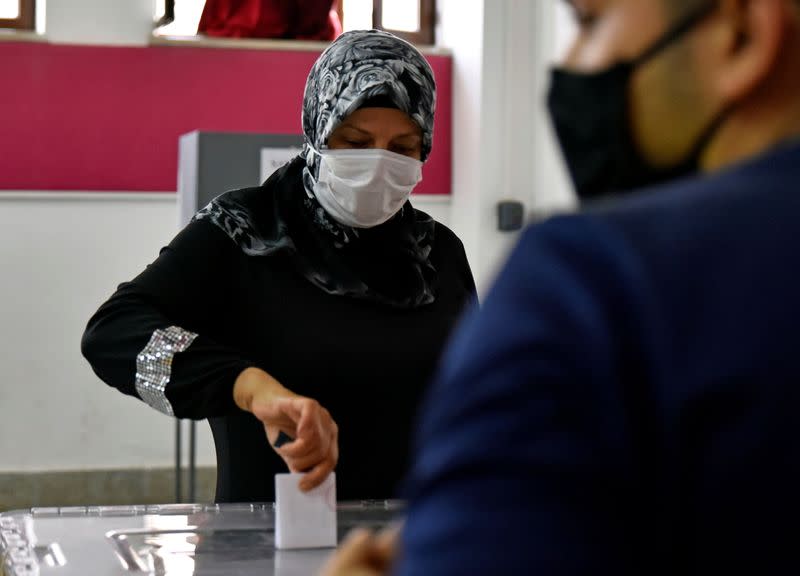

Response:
(392, 131), (423, 141)
(337, 123), (372, 136)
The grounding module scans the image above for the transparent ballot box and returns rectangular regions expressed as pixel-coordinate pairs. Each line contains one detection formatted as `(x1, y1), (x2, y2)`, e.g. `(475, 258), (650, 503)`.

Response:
(0, 502), (400, 575)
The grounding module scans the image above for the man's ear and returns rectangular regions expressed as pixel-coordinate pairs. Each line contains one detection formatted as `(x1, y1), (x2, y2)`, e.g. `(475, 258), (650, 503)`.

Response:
(707, 0), (789, 105)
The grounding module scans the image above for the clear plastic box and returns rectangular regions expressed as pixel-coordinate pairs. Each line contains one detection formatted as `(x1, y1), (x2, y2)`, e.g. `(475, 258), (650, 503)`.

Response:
(0, 501), (401, 575)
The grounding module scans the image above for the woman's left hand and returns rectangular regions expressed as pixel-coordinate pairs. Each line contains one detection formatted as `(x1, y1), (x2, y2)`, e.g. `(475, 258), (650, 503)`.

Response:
(319, 526), (400, 576)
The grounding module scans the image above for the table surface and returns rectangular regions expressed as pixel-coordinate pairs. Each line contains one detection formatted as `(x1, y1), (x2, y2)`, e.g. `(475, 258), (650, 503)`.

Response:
(0, 502), (402, 575)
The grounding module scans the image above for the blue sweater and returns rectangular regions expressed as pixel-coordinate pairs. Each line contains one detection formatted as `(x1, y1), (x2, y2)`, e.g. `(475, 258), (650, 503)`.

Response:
(397, 141), (800, 575)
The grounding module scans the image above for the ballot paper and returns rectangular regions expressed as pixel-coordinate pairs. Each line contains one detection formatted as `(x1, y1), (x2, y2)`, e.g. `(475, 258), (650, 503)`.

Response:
(275, 473), (337, 550)
(275, 549), (335, 576)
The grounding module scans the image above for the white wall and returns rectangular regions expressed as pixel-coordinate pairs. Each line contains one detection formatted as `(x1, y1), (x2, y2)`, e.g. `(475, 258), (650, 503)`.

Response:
(438, 0), (576, 293)
(0, 194), (218, 471)
(435, 0), (484, 287)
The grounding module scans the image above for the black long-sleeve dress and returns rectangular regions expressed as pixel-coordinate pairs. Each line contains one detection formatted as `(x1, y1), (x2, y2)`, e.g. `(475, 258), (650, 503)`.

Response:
(82, 157), (476, 502)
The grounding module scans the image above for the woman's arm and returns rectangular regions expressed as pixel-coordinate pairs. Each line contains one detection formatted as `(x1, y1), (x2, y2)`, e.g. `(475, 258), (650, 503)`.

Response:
(81, 219), (254, 419)
(82, 217), (339, 490)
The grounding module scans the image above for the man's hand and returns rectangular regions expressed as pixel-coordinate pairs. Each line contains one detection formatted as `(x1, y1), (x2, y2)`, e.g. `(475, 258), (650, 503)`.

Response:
(320, 527), (400, 576)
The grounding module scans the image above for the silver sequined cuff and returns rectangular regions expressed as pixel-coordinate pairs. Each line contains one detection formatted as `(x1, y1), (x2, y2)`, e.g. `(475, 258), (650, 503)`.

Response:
(135, 326), (198, 416)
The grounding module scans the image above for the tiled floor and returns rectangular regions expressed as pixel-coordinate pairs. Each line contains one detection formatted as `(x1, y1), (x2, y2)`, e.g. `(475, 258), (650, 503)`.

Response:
(0, 467), (216, 512)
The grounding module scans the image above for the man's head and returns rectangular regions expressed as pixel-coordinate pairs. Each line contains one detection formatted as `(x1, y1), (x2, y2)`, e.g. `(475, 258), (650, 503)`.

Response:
(556, 0), (800, 188)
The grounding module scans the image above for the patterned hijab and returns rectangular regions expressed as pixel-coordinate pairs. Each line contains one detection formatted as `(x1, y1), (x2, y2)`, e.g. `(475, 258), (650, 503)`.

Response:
(297, 29), (439, 306)
(302, 29), (436, 161)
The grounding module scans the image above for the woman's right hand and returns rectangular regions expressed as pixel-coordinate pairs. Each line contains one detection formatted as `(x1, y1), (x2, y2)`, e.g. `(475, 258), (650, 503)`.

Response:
(233, 367), (339, 492)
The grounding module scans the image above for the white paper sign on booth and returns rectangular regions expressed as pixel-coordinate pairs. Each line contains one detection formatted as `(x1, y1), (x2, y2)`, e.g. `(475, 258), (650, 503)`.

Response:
(260, 147), (303, 183)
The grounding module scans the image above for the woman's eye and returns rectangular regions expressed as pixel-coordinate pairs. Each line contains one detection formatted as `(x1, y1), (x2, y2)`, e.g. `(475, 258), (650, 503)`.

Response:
(345, 140), (368, 147)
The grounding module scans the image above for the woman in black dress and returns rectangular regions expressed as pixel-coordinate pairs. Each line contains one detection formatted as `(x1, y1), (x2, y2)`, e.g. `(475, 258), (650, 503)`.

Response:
(82, 30), (475, 503)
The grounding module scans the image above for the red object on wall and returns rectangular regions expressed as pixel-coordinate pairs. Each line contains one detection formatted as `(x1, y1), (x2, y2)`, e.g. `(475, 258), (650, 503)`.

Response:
(198, 0), (342, 40)
(0, 42), (451, 195)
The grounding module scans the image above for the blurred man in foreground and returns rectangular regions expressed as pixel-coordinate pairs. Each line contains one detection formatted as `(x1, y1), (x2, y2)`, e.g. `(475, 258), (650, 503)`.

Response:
(324, 0), (800, 573)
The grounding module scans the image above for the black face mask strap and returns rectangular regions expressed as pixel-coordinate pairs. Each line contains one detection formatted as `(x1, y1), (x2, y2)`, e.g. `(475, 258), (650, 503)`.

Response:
(632, 0), (718, 67)
(678, 101), (733, 172)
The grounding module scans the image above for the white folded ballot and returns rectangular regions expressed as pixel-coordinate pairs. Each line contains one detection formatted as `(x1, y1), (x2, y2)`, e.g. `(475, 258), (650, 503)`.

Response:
(275, 473), (337, 550)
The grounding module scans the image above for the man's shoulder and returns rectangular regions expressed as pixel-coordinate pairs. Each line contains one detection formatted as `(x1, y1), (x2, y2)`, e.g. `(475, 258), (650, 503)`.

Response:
(503, 144), (799, 321)
(590, 141), (800, 239)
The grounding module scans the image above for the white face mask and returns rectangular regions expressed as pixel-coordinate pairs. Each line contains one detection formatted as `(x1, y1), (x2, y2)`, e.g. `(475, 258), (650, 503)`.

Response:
(310, 148), (423, 229)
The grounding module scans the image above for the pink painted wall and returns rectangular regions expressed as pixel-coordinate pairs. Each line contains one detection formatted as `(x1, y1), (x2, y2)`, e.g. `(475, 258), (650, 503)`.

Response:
(0, 42), (452, 195)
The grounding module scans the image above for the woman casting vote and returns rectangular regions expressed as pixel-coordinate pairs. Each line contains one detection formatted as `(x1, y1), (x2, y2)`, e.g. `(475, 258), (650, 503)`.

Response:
(82, 30), (476, 502)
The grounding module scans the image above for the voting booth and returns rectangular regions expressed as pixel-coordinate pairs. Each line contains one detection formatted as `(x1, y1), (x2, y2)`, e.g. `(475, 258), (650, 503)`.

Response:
(178, 131), (305, 227)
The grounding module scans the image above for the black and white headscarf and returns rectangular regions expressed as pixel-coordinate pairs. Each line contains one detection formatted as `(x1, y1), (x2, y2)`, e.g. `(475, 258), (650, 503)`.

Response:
(300, 30), (438, 247)
(297, 29), (439, 306)
(302, 29), (436, 168)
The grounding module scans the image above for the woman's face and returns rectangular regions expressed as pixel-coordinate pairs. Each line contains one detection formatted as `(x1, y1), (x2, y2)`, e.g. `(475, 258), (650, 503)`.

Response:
(326, 108), (423, 160)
